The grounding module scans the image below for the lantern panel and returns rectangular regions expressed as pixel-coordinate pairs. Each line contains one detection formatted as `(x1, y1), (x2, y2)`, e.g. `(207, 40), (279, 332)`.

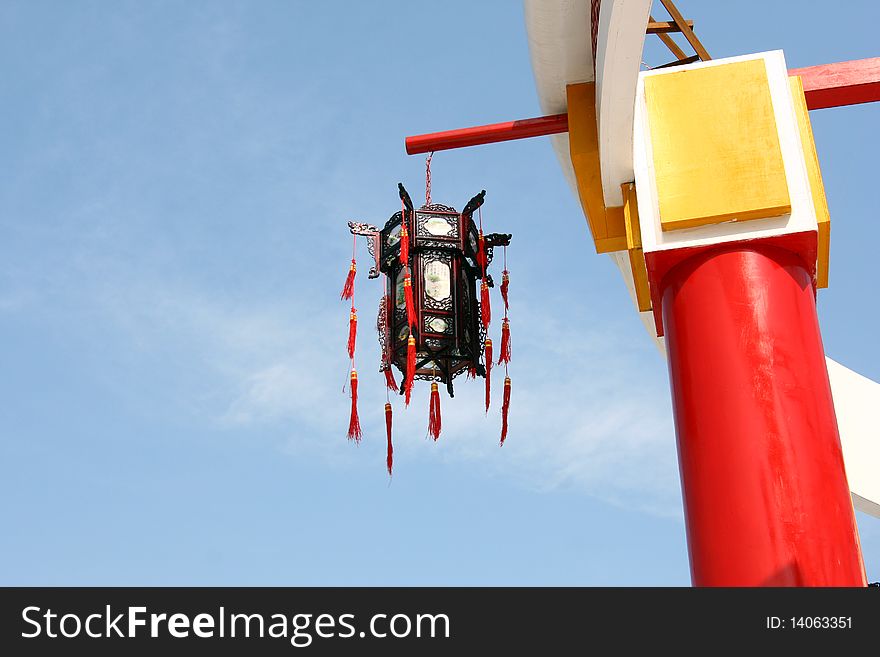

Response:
(416, 210), (460, 239)
(465, 222), (480, 272)
(418, 251), (454, 312)
(386, 223), (402, 246)
(378, 211), (404, 266)
(422, 216), (455, 237)
(423, 260), (451, 302)
(424, 315), (452, 335)
(394, 267), (406, 309)
(459, 274), (479, 349)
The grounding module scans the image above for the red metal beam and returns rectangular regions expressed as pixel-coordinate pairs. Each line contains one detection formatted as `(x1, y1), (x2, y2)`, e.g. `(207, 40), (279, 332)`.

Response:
(792, 57), (880, 110)
(404, 58), (879, 153)
(405, 113), (567, 155)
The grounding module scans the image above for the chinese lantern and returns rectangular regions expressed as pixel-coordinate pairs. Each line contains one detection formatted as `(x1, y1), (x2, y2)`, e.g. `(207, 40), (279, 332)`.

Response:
(343, 182), (512, 470)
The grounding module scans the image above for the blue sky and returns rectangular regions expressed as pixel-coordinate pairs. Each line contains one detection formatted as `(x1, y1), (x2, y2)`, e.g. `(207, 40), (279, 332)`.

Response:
(1, 0), (877, 585)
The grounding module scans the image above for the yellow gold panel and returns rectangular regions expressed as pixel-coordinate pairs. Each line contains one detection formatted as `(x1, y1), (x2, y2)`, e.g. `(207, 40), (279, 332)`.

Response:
(645, 59), (791, 231)
(817, 220), (829, 288)
(789, 75), (830, 288)
(567, 82), (628, 253)
(602, 206), (628, 252)
(621, 183), (651, 311)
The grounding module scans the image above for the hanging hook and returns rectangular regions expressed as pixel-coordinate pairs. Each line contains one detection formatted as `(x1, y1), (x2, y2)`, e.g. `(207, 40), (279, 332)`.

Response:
(425, 151), (434, 206)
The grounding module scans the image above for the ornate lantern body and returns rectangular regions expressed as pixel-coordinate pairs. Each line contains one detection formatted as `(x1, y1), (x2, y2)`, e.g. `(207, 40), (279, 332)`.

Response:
(381, 201), (480, 396)
(344, 183), (512, 471)
(350, 186), (510, 397)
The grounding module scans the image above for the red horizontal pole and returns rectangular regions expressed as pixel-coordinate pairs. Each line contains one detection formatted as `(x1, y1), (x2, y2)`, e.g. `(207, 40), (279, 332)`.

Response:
(404, 113), (568, 155)
(404, 58), (879, 154)
(791, 57), (880, 110)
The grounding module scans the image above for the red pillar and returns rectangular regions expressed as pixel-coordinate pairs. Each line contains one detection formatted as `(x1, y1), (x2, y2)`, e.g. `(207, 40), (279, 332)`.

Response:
(660, 245), (866, 586)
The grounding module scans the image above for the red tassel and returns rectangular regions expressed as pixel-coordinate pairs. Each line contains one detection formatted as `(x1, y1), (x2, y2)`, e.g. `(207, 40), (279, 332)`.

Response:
(467, 365), (476, 380)
(480, 281), (491, 328)
(477, 230), (486, 272)
(500, 270), (510, 312)
(400, 215), (409, 266)
(498, 317), (511, 365)
(385, 402), (394, 475)
(428, 382), (441, 441)
(484, 338), (492, 412)
(347, 309), (357, 360)
(383, 366), (397, 392)
(347, 369), (361, 442)
(405, 335), (416, 407)
(340, 260), (356, 301)
(404, 273), (417, 329)
(500, 376), (511, 445)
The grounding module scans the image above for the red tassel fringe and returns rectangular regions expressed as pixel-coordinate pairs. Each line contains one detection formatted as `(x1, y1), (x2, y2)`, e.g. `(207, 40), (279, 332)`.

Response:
(347, 309), (357, 360)
(500, 376), (511, 445)
(340, 260), (356, 301)
(498, 317), (511, 365)
(428, 382), (441, 441)
(385, 402), (393, 475)
(347, 370), (361, 442)
(477, 230), (486, 272)
(500, 270), (509, 312)
(404, 274), (417, 329)
(383, 366), (397, 392)
(405, 336), (416, 407)
(484, 339), (492, 412)
(400, 216), (409, 266)
(480, 282), (491, 328)
(467, 365), (476, 380)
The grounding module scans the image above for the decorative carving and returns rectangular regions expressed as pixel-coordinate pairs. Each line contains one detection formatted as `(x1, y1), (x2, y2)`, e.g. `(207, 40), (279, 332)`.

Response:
(348, 221), (382, 278)
(483, 232), (512, 272)
(418, 202), (457, 214)
(376, 295), (390, 372)
(382, 211), (404, 233)
(417, 238), (459, 250)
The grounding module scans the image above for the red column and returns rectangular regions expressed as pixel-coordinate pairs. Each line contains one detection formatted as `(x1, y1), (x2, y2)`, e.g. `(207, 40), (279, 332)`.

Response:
(661, 245), (866, 586)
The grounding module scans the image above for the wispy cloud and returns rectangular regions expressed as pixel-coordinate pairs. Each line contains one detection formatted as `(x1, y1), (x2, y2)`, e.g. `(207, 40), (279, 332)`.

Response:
(70, 268), (682, 516)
